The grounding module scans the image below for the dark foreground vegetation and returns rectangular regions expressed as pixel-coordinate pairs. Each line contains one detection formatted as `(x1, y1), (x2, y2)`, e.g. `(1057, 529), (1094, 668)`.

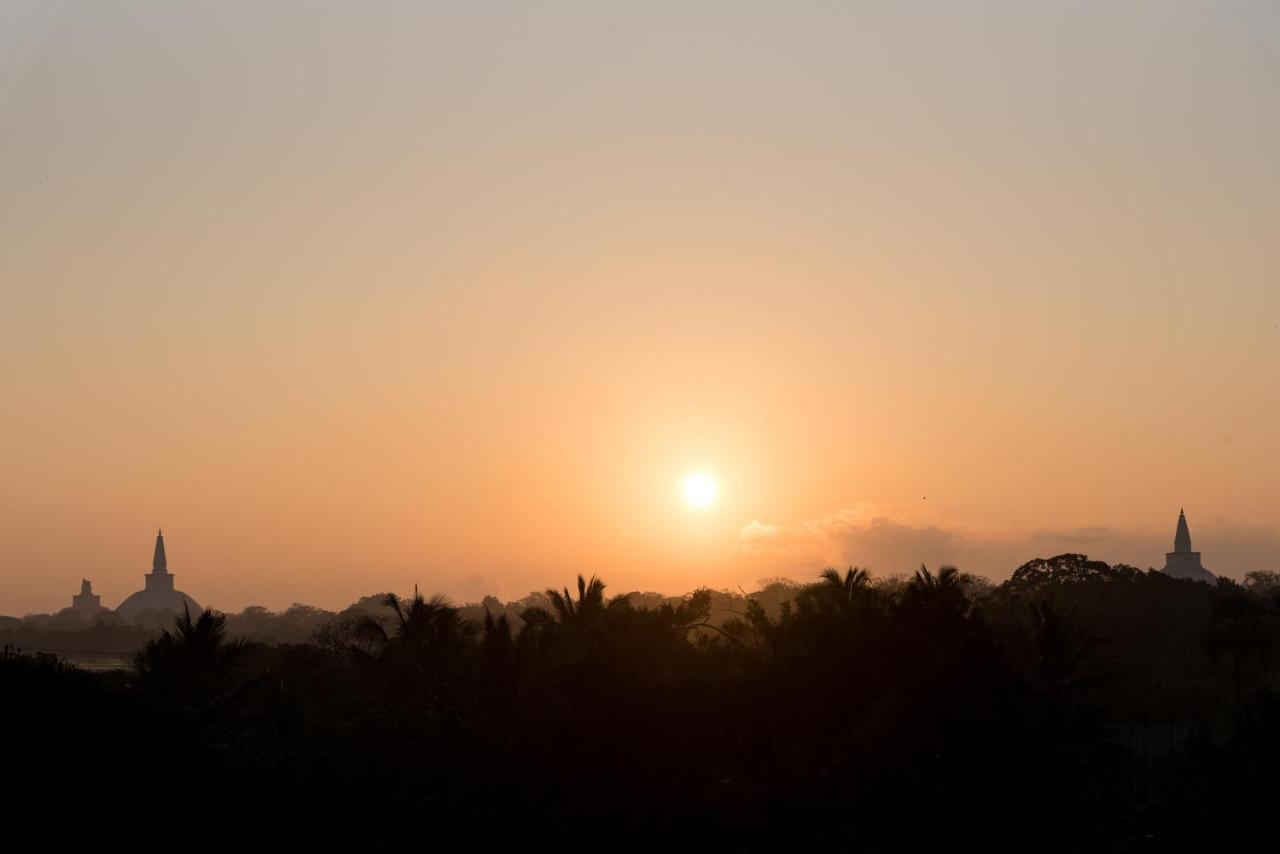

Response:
(5, 556), (1280, 851)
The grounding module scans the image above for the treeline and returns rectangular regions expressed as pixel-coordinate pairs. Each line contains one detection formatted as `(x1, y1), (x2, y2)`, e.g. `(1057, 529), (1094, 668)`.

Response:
(4, 556), (1280, 850)
(0, 581), (820, 651)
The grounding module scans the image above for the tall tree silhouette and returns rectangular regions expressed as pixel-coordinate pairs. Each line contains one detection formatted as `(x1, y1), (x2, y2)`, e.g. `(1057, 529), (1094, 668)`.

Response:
(819, 567), (872, 609)
(381, 589), (473, 648)
(365, 590), (476, 703)
(903, 564), (969, 615)
(1202, 584), (1273, 705)
(133, 605), (253, 705)
(1023, 599), (1100, 701)
(521, 574), (614, 630)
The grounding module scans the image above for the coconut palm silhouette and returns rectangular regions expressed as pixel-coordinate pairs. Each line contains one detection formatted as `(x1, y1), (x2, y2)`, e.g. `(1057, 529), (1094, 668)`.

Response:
(819, 567), (871, 605)
(380, 589), (473, 648)
(811, 567), (882, 625)
(362, 589), (476, 699)
(521, 574), (611, 630)
(904, 564), (969, 614)
(133, 604), (253, 704)
(1024, 599), (1100, 692)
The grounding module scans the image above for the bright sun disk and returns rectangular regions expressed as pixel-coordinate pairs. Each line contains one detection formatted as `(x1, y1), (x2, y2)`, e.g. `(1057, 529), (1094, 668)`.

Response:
(682, 472), (718, 509)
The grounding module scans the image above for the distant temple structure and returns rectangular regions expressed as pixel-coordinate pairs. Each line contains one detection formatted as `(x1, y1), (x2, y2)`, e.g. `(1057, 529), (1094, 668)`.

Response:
(1160, 509), (1215, 583)
(115, 529), (202, 618)
(70, 579), (103, 616)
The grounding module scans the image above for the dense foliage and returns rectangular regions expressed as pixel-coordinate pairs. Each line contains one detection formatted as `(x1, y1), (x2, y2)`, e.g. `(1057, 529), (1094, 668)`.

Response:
(5, 557), (1280, 851)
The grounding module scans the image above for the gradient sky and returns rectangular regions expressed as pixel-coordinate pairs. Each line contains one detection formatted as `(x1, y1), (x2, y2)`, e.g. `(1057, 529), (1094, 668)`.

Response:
(2, 1), (1279, 615)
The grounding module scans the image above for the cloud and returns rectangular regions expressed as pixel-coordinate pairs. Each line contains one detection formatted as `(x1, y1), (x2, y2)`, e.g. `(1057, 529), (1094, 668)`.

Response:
(738, 509), (1280, 583)
(1190, 520), (1280, 577)
(738, 506), (968, 578)
(437, 572), (503, 604)
(1030, 527), (1120, 545)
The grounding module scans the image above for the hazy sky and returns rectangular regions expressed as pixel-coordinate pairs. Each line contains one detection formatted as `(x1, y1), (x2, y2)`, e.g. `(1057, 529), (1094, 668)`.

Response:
(2, 1), (1279, 615)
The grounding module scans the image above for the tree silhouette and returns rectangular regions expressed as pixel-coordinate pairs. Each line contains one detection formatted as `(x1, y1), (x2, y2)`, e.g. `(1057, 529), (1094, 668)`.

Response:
(1202, 583), (1273, 705)
(133, 604), (254, 705)
(521, 574), (615, 630)
(365, 590), (476, 700)
(818, 566), (872, 609)
(381, 589), (473, 648)
(13, 555), (1280, 849)
(903, 564), (969, 615)
(1023, 599), (1100, 699)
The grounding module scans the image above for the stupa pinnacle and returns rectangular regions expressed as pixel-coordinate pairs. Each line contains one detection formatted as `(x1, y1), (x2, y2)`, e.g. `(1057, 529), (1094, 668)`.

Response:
(115, 529), (202, 618)
(1160, 509), (1215, 583)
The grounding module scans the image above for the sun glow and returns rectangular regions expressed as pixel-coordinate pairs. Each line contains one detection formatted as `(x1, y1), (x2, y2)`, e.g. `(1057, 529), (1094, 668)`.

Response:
(682, 472), (718, 509)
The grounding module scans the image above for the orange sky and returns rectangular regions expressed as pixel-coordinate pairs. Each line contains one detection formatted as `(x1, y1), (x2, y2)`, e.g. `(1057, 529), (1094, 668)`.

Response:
(2, 2), (1279, 615)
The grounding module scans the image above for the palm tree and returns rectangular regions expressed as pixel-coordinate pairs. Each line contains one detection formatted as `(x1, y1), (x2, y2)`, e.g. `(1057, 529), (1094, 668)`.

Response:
(904, 564), (968, 614)
(1202, 586), (1273, 705)
(479, 608), (520, 715)
(482, 609), (514, 653)
(381, 589), (474, 649)
(549, 574), (607, 624)
(819, 567), (873, 610)
(1024, 599), (1099, 692)
(521, 574), (609, 630)
(133, 605), (253, 704)
(362, 589), (476, 701)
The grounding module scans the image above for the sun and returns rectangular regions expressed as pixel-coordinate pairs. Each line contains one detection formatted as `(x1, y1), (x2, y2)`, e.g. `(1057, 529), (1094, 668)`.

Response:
(682, 472), (718, 509)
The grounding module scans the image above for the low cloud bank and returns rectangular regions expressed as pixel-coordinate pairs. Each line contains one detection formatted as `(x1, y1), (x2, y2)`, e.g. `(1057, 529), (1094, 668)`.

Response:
(738, 508), (1280, 583)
